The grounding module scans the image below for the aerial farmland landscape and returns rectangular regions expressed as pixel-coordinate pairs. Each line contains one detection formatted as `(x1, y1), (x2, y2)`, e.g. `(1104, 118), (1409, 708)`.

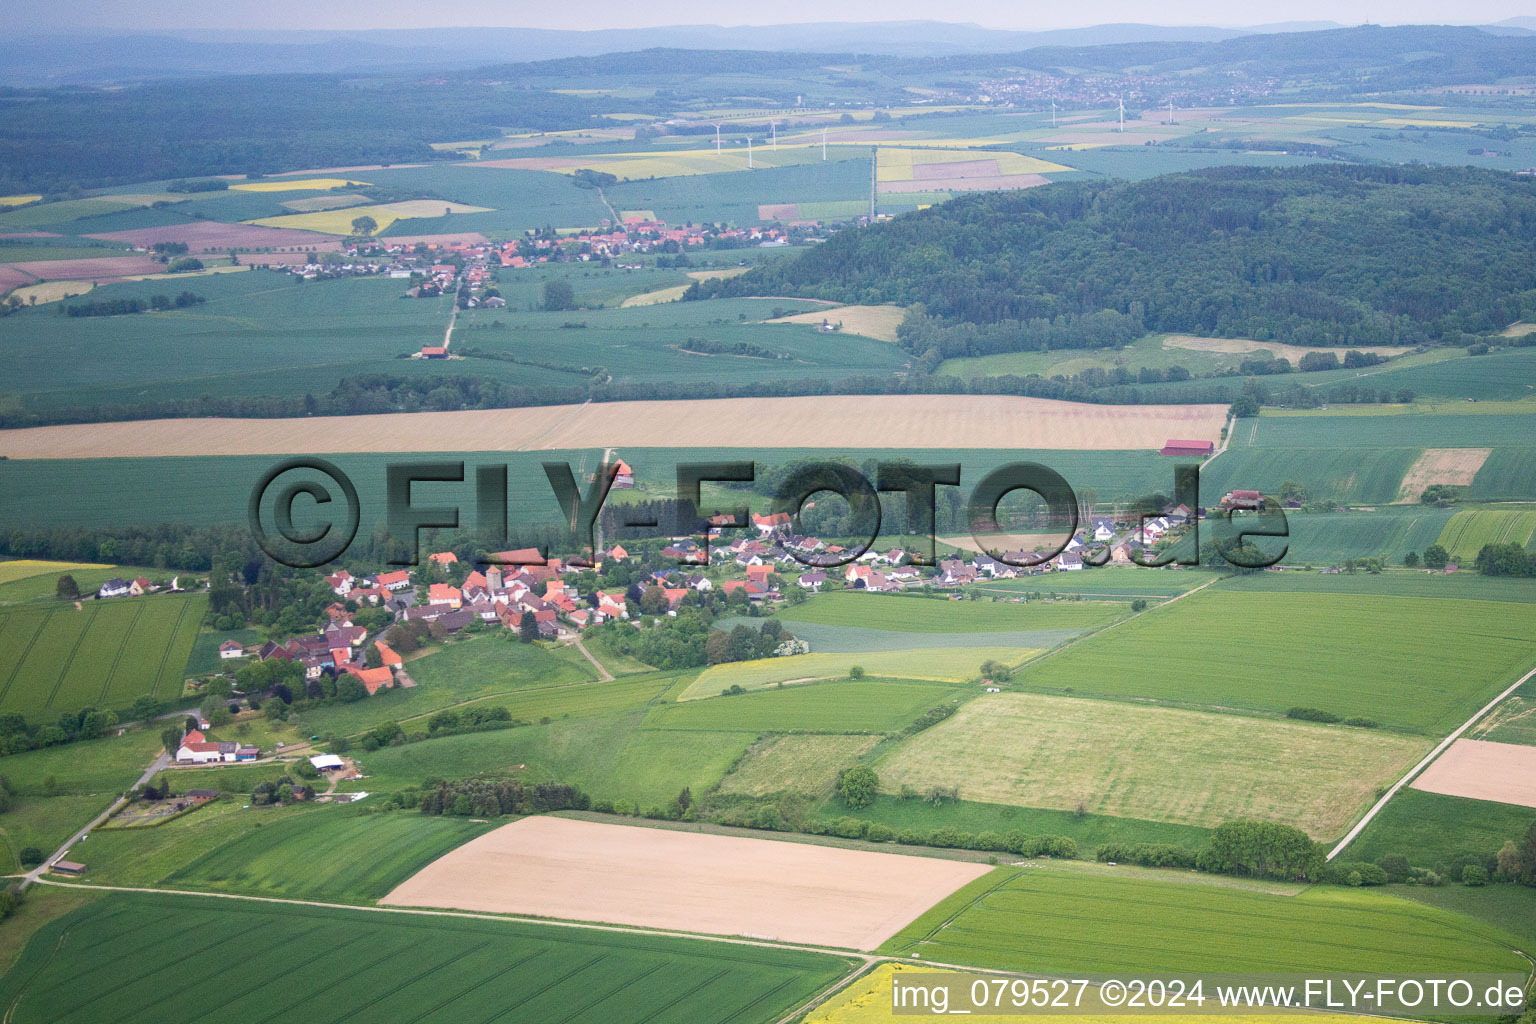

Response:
(1, 2), (1535, 1022)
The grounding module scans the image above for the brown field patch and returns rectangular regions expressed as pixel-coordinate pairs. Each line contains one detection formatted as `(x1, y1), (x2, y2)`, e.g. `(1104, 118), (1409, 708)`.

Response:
(4, 256), (163, 280)
(271, 164), (429, 176)
(85, 221), (340, 252)
(0, 266), (38, 291)
(686, 267), (749, 281)
(1410, 739), (1536, 808)
(880, 173), (1049, 193)
(1502, 322), (1536, 338)
(912, 158), (998, 180)
(471, 156), (585, 171)
(0, 395), (1228, 459)
(1163, 335), (1411, 362)
(758, 203), (801, 220)
(1395, 448), (1492, 503)
(764, 304), (907, 342)
(381, 815), (988, 949)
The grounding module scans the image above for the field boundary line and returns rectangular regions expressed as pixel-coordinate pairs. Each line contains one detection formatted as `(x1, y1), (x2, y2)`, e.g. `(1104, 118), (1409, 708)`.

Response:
(41, 611), (89, 711)
(0, 614), (48, 707)
(1017, 575), (1222, 674)
(1328, 661), (1536, 861)
(95, 602), (144, 708)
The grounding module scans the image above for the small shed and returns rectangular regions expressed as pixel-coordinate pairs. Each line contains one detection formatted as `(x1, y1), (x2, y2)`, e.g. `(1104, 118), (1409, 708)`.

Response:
(51, 861), (86, 875)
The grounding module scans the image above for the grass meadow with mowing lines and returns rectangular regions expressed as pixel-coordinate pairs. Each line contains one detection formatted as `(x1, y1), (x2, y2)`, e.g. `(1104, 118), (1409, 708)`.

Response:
(679, 648), (1034, 701)
(1020, 590), (1536, 734)
(643, 679), (958, 733)
(881, 865), (1528, 976)
(776, 592), (1126, 632)
(0, 595), (204, 716)
(874, 693), (1426, 839)
(1341, 788), (1536, 867)
(0, 892), (852, 1024)
(716, 734), (881, 797)
(349, 710), (754, 807)
(1436, 508), (1536, 561)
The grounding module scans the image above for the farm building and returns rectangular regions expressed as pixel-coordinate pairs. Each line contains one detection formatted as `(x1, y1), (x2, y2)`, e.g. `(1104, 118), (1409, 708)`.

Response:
(176, 729), (258, 764)
(1160, 439), (1215, 457)
(219, 640), (245, 659)
(310, 754), (345, 772)
(421, 345), (447, 359)
(97, 577), (130, 598)
(611, 459), (634, 489)
(1222, 489), (1265, 510)
(50, 861), (86, 876)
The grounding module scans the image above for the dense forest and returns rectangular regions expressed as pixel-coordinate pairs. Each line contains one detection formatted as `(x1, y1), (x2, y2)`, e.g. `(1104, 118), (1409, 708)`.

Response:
(0, 76), (623, 192)
(693, 165), (1536, 356)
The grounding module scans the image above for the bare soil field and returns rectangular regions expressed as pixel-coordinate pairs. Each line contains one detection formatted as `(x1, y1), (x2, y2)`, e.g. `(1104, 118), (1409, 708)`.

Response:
(765, 305), (907, 342)
(876, 693), (1428, 838)
(0, 266), (37, 291)
(0, 396), (1228, 458)
(381, 815), (988, 949)
(1395, 448), (1492, 502)
(86, 221), (340, 251)
(6, 255), (163, 280)
(1410, 739), (1536, 808)
(1162, 335), (1411, 362)
(370, 200), (494, 217)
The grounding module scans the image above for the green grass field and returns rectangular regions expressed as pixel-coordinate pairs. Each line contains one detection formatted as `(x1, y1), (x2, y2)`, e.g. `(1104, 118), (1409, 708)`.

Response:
(875, 693), (1425, 839)
(0, 595), (204, 716)
(680, 647), (1034, 701)
(1341, 788), (1536, 867)
(1436, 508), (1536, 562)
(882, 863), (1528, 976)
(716, 734), (880, 797)
(183, 627), (264, 676)
(0, 726), (163, 796)
(0, 564), (156, 605)
(1474, 692), (1536, 746)
(0, 891), (852, 1024)
(1019, 590), (1536, 734)
(775, 592), (1126, 632)
(970, 567), (1207, 599)
(300, 634), (597, 736)
(348, 710), (754, 807)
(1275, 507), (1454, 565)
(643, 679), (958, 733)
(742, 619), (1089, 655)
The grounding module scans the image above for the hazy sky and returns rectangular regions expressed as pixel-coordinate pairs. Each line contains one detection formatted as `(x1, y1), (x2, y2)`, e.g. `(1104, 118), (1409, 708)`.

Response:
(12, 0), (1535, 32)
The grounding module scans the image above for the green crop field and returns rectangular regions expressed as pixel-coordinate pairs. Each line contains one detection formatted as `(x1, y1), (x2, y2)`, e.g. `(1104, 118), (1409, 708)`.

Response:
(1275, 507), (1454, 565)
(161, 807), (496, 902)
(643, 678), (957, 733)
(719, 617), (1088, 655)
(776, 592), (1126, 632)
(1341, 788), (1536, 868)
(716, 734), (881, 796)
(0, 892), (852, 1024)
(1470, 448), (1536, 502)
(0, 727), (164, 796)
(1475, 690), (1536, 746)
(1213, 569), (1536, 603)
(0, 564), (156, 605)
(881, 864), (1528, 976)
(1436, 508), (1536, 562)
(0, 595), (204, 716)
(1201, 446), (1421, 505)
(972, 567), (1207, 599)
(680, 647), (1034, 701)
(348, 710), (754, 807)
(1019, 590), (1536, 734)
(875, 693), (1425, 839)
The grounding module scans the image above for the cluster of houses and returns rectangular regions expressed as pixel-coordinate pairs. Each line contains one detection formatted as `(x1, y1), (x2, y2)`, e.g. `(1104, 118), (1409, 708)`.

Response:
(96, 576), (158, 599)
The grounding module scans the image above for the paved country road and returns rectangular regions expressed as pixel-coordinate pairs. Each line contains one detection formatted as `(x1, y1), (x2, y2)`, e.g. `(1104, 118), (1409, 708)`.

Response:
(20, 750), (170, 890)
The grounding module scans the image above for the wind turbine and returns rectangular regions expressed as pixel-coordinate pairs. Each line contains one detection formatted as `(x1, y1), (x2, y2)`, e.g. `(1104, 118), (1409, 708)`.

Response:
(770, 120), (778, 150)
(711, 123), (722, 154)
(747, 134), (753, 168)
(1050, 100), (1057, 127)
(820, 126), (828, 160)
(1117, 97), (1125, 133)
(1167, 100), (1175, 125)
